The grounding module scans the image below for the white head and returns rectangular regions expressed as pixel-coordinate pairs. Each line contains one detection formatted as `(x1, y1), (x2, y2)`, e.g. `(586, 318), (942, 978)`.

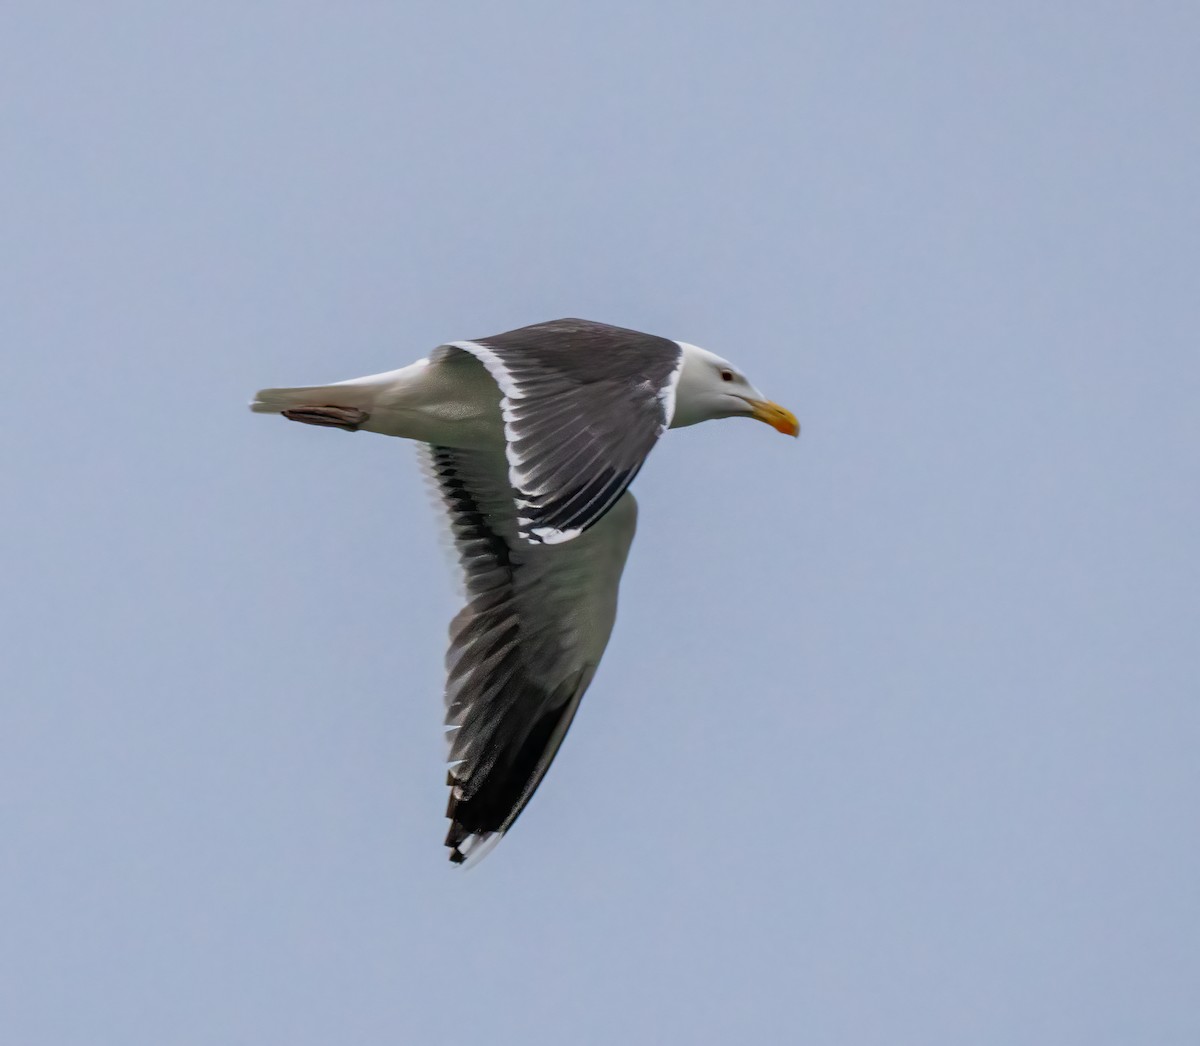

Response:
(669, 342), (799, 436)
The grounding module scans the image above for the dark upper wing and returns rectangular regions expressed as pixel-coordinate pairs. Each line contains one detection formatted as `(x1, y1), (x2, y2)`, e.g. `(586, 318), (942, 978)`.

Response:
(422, 442), (638, 864)
(433, 318), (681, 545)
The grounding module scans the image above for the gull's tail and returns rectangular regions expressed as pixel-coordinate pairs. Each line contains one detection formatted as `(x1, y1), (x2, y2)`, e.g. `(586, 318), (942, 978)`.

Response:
(251, 368), (418, 432)
(250, 363), (425, 420)
(250, 375), (393, 416)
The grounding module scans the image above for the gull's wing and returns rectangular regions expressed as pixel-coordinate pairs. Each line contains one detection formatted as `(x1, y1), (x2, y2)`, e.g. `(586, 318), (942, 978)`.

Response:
(422, 443), (638, 864)
(434, 318), (681, 545)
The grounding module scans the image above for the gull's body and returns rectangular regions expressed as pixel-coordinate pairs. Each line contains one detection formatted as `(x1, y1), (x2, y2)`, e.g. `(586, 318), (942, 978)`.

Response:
(252, 318), (797, 863)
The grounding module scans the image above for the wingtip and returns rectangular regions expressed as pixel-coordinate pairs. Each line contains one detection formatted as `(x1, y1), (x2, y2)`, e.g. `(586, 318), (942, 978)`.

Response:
(446, 830), (504, 868)
(444, 804), (504, 868)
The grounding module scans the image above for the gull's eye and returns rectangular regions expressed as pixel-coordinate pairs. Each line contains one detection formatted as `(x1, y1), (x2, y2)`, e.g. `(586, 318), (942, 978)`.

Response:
(720, 369), (735, 382)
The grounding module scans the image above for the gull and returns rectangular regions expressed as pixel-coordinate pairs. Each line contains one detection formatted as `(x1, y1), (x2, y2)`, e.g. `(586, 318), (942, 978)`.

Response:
(252, 318), (798, 863)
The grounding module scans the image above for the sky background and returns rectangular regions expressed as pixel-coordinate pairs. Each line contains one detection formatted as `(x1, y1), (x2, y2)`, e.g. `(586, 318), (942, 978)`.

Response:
(3, 3), (1198, 1044)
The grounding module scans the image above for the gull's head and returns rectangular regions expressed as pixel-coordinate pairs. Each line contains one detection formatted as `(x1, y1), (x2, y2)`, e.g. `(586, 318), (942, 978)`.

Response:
(669, 342), (799, 436)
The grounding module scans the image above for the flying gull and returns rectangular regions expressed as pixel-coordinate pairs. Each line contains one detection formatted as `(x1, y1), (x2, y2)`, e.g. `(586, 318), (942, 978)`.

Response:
(251, 318), (798, 864)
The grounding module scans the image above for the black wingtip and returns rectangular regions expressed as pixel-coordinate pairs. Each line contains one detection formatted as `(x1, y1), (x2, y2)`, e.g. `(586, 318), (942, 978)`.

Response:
(444, 803), (470, 864)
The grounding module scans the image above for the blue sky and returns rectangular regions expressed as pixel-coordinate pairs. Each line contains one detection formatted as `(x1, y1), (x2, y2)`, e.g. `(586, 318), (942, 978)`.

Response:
(3, 4), (1198, 1043)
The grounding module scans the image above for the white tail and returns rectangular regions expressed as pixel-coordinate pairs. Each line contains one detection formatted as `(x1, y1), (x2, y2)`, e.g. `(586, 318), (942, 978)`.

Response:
(249, 367), (416, 415)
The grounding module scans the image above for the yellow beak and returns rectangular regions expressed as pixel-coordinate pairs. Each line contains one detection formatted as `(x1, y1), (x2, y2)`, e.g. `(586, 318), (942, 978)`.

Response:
(747, 399), (800, 437)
